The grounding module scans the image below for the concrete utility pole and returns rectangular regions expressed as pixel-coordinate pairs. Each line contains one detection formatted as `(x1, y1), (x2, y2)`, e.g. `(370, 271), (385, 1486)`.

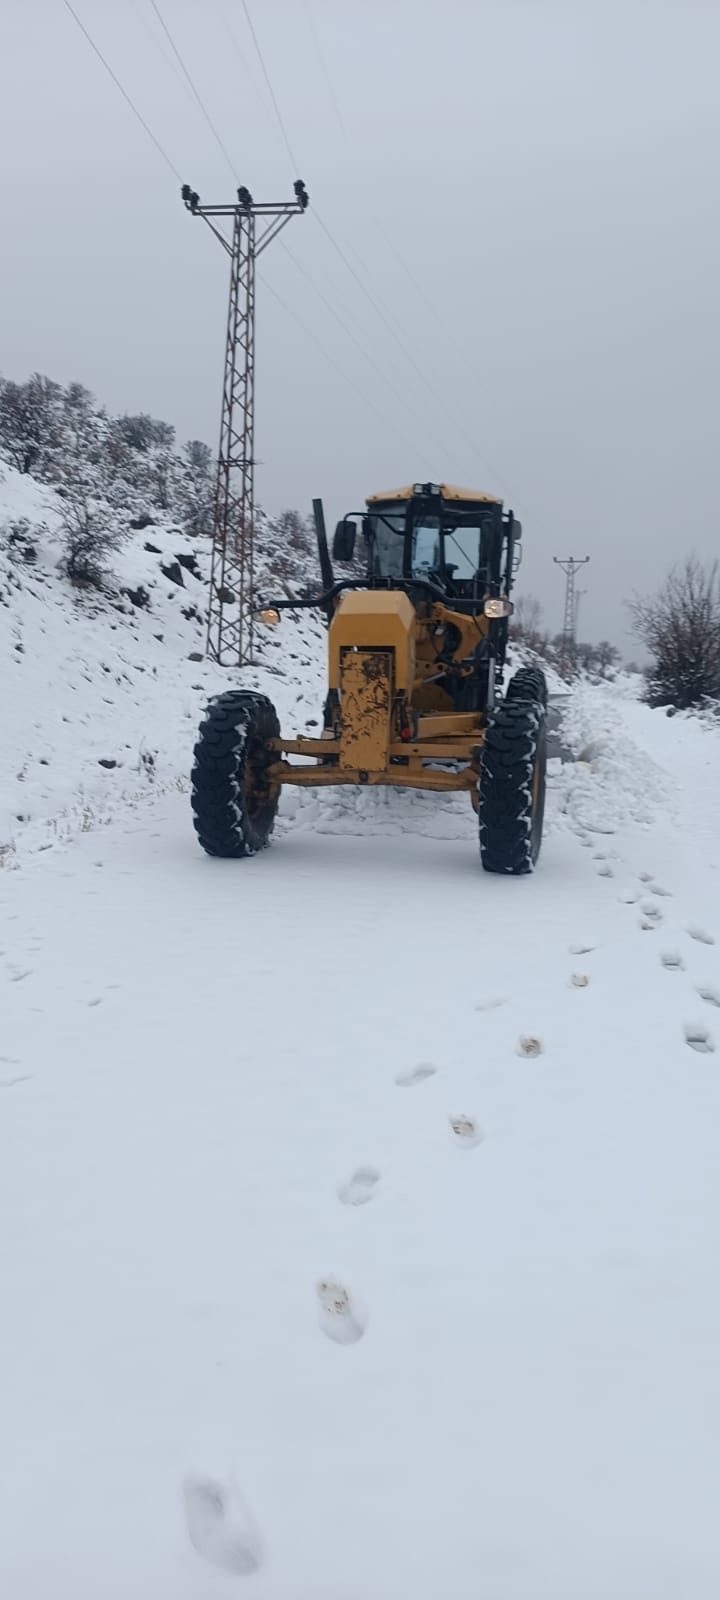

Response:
(182, 179), (309, 665)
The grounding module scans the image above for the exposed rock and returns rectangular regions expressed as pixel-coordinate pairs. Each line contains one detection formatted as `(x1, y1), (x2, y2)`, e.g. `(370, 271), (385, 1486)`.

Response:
(160, 561), (184, 587)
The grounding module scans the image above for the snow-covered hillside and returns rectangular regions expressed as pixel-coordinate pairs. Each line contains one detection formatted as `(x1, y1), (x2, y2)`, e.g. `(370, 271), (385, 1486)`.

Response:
(2, 462), (720, 1598)
(0, 464), (327, 856)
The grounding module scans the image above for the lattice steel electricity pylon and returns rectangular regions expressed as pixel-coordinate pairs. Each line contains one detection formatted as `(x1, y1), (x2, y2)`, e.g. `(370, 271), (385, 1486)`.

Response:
(182, 179), (309, 665)
(553, 556), (590, 648)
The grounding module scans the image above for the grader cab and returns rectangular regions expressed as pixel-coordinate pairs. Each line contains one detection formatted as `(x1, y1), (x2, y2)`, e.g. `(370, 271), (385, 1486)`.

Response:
(191, 482), (547, 874)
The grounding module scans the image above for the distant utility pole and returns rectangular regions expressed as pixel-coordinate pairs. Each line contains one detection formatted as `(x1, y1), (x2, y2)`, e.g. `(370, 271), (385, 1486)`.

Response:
(553, 556), (590, 648)
(574, 587), (587, 636)
(182, 179), (309, 666)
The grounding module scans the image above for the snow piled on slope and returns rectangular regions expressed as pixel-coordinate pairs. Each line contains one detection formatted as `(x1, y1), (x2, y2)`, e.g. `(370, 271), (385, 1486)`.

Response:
(0, 464), (327, 857)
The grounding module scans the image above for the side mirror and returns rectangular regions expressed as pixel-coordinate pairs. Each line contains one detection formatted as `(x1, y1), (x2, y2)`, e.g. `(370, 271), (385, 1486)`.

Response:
(512, 519), (522, 541)
(333, 519), (357, 562)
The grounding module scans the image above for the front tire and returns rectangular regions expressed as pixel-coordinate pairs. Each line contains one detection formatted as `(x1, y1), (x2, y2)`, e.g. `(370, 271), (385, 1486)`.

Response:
(191, 691), (281, 859)
(505, 665), (548, 708)
(478, 699), (547, 874)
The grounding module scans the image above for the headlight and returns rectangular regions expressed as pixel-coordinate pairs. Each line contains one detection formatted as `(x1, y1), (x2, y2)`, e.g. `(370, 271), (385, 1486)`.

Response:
(255, 607), (281, 626)
(483, 596), (514, 618)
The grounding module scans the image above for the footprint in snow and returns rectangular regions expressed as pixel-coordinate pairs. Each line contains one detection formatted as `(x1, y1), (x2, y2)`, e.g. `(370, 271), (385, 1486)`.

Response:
(684, 1024), (715, 1055)
(183, 1476), (262, 1575)
(648, 883), (672, 897)
(639, 919), (657, 932)
(517, 1035), (543, 1058)
(597, 864), (614, 878)
(569, 973), (590, 988)
(618, 887), (640, 904)
(686, 925), (716, 946)
(474, 996), (509, 1012)
(317, 1278), (366, 1344)
(638, 871), (654, 884)
(641, 903), (663, 922)
(569, 942), (596, 955)
(661, 951), (685, 971)
(338, 1166), (381, 1206)
(395, 1063), (437, 1087)
(697, 985), (720, 1009)
(449, 1114), (484, 1149)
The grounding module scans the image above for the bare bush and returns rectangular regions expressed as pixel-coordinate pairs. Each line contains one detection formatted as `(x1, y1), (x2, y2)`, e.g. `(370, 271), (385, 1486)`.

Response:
(510, 593), (545, 652)
(60, 498), (125, 588)
(629, 557), (720, 708)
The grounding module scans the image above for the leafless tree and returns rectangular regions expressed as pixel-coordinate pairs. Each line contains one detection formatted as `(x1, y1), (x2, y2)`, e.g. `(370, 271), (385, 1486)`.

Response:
(511, 593), (545, 651)
(0, 372), (63, 475)
(595, 640), (621, 676)
(629, 556), (720, 708)
(60, 497), (125, 588)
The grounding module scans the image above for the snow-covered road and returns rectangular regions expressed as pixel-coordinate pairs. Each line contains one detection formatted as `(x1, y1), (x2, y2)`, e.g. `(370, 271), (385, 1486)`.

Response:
(2, 688), (720, 1598)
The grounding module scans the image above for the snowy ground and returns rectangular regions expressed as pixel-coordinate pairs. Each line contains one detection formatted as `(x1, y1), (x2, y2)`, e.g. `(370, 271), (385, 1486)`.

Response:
(3, 643), (720, 1595)
(3, 464), (720, 1594)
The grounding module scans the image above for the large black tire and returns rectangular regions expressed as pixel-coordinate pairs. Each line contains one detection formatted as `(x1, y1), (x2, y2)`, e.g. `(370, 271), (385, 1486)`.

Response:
(478, 699), (547, 874)
(505, 665), (548, 708)
(191, 691), (281, 859)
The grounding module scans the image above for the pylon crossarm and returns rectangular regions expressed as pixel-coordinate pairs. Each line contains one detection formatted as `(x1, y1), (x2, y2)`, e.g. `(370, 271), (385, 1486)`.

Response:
(200, 215), (234, 256)
(255, 214), (294, 255)
(193, 201), (306, 218)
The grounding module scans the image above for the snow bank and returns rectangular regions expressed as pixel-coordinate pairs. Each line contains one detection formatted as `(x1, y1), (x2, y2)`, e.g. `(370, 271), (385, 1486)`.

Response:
(0, 465), (327, 857)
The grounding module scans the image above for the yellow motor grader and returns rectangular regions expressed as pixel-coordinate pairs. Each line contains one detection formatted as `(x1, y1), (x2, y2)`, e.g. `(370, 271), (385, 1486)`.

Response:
(191, 483), (547, 873)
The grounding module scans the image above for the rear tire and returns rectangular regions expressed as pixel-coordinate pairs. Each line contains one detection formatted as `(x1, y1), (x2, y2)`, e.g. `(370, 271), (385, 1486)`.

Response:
(505, 665), (548, 708)
(191, 691), (281, 859)
(478, 699), (546, 874)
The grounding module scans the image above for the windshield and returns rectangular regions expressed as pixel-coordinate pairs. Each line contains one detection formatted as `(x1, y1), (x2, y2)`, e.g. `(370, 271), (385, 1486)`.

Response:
(369, 508), (491, 586)
(371, 511), (405, 578)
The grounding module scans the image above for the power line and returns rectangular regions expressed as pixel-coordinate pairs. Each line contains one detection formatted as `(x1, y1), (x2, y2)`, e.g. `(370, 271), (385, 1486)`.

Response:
(311, 211), (436, 394)
(294, 2), (534, 507)
(148, 0), (238, 181)
(259, 271), (421, 458)
(304, 0), (346, 137)
(61, 0), (182, 180)
(234, 2), (467, 476)
(278, 241), (455, 458)
(128, 0), (198, 111)
(233, 0), (519, 497)
(57, 1), (434, 470)
(216, 4), (266, 105)
(239, 0), (299, 170)
(236, 0), (434, 398)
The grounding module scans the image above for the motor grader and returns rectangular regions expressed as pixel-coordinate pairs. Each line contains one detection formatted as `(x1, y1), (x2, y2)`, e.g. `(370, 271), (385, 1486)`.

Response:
(191, 482), (547, 873)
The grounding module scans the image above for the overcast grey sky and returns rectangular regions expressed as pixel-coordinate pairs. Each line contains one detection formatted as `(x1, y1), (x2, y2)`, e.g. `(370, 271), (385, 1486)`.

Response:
(2, 0), (718, 647)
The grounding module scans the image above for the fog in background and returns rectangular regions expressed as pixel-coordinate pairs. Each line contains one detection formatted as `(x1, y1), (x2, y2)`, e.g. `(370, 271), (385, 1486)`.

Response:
(2, 0), (718, 650)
